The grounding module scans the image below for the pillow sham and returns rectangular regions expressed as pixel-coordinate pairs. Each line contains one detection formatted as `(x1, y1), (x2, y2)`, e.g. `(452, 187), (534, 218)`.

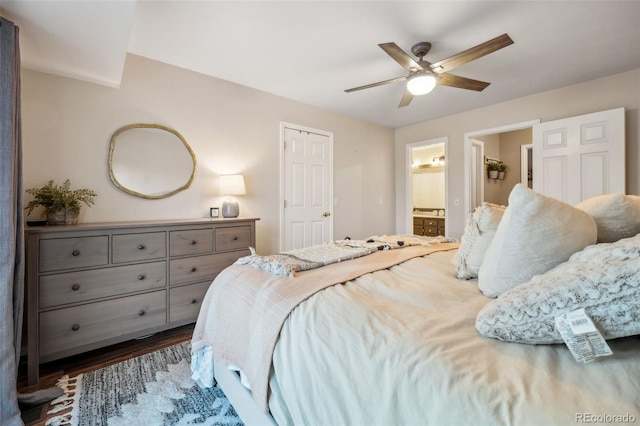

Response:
(478, 184), (597, 298)
(451, 202), (505, 279)
(476, 233), (640, 344)
(576, 193), (640, 243)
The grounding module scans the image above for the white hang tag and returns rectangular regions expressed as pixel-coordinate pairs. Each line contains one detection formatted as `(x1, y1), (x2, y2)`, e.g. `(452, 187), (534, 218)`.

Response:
(566, 308), (598, 335)
(555, 309), (613, 364)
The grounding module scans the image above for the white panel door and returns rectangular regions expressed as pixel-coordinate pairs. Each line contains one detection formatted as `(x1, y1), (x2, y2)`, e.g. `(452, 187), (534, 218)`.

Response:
(533, 107), (625, 205)
(282, 126), (333, 251)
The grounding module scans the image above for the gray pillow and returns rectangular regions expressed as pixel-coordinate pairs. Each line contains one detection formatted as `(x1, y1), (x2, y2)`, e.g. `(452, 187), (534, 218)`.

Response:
(476, 233), (640, 344)
(576, 193), (640, 243)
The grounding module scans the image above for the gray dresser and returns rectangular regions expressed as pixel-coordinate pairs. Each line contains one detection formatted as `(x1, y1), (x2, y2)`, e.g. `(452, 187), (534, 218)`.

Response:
(25, 218), (258, 384)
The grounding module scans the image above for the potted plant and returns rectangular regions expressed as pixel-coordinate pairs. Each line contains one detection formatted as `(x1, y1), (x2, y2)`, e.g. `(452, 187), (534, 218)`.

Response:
(487, 162), (500, 179)
(497, 163), (508, 180)
(25, 179), (97, 225)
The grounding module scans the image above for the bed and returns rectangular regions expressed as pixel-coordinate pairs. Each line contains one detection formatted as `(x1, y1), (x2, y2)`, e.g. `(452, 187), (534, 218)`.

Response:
(191, 186), (640, 425)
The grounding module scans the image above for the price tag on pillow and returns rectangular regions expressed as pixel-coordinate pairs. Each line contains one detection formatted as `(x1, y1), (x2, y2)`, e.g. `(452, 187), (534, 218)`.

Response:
(566, 309), (599, 335)
(555, 309), (613, 363)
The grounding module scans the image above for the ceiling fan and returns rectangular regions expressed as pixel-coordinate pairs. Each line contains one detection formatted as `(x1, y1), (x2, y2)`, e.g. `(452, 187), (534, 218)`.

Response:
(344, 33), (514, 108)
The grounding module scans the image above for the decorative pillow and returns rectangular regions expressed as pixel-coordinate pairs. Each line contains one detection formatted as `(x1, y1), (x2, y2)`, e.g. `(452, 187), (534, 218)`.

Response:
(478, 184), (597, 298)
(476, 233), (640, 344)
(451, 202), (506, 279)
(576, 193), (640, 243)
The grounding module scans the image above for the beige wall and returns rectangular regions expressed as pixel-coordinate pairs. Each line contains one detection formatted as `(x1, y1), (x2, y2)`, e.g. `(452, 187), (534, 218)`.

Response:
(21, 56), (640, 251)
(395, 68), (640, 239)
(21, 54), (395, 254)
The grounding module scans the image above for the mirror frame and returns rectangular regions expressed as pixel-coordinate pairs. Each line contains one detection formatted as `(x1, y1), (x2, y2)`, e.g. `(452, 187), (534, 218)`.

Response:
(108, 123), (197, 199)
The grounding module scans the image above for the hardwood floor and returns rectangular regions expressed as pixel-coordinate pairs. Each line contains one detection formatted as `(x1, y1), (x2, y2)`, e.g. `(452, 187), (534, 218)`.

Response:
(17, 324), (195, 426)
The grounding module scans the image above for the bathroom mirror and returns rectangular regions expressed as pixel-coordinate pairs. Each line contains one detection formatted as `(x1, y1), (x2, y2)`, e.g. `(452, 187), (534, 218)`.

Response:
(108, 124), (197, 199)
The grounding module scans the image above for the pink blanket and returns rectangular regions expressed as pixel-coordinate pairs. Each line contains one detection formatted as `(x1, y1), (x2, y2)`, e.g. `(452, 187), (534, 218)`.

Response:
(191, 243), (459, 412)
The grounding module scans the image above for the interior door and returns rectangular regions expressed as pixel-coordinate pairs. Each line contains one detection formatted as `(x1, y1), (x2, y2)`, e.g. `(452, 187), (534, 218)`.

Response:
(282, 125), (333, 251)
(533, 107), (625, 205)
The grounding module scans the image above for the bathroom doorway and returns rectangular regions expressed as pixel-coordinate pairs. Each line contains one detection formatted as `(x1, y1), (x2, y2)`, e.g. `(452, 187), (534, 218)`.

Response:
(406, 137), (448, 236)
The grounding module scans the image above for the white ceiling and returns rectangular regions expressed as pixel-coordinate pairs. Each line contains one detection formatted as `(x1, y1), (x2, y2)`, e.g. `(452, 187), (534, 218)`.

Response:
(2, 1), (640, 128)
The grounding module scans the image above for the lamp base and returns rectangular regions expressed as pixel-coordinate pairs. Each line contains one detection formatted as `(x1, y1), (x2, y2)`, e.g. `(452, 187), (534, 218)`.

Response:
(222, 199), (239, 218)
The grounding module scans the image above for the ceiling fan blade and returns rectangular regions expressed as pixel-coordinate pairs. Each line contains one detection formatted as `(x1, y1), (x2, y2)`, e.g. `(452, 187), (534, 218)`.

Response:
(379, 42), (424, 72)
(344, 76), (407, 93)
(430, 33), (514, 73)
(437, 73), (491, 91)
(398, 89), (414, 108)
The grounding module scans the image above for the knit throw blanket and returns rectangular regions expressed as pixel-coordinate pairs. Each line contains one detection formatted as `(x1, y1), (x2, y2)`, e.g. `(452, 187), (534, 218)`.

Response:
(235, 234), (452, 277)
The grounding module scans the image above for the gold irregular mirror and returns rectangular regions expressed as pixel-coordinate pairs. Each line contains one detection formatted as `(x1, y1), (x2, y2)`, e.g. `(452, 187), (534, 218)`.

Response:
(108, 124), (197, 199)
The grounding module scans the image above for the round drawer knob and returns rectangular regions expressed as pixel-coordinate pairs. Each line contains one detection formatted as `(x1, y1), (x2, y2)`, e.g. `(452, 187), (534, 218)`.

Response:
(138, 310), (146, 316)
(231, 236), (238, 241)
(137, 274), (145, 280)
(137, 244), (145, 250)
(72, 250), (80, 257)
(189, 240), (196, 245)
(189, 267), (197, 272)
(71, 324), (80, 331)
(190, 299), (197, 304)
(71, 284), (80, 291)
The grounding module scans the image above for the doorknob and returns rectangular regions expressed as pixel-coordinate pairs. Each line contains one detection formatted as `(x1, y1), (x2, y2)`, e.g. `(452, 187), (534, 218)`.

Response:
(322, 211), (331, 217)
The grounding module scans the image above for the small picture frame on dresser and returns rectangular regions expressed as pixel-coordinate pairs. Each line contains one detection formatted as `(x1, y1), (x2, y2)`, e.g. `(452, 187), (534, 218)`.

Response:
(210, 207), (219, 218)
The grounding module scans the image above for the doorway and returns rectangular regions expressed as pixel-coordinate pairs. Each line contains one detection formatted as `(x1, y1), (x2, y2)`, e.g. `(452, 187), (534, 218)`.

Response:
(464, 120), (539, 214)
(470, 138), (485, 211)
(405, 137), (448, 235)
(521, 144), (533, 189)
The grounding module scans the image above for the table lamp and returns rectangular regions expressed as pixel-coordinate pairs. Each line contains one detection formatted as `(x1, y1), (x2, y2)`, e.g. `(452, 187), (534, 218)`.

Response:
(220, 174), (246, 218)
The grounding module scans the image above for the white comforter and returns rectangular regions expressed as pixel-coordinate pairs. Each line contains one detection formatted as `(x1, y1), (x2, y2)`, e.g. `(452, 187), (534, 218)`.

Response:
(267, 250), (640, 426)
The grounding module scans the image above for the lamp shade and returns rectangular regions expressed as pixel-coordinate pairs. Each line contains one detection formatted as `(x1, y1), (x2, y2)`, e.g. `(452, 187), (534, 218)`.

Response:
(219, 174), (246, 195)
(220, 174), (246, 218)
(407, 73), (437, 96)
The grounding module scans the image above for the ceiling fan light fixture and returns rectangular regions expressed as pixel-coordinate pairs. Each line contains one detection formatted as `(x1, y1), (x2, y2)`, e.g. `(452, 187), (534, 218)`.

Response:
(407, 72), (437, 95)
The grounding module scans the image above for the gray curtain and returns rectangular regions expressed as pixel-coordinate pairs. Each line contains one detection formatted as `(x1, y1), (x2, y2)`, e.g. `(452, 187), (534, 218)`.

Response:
(0, 16), (25, 426)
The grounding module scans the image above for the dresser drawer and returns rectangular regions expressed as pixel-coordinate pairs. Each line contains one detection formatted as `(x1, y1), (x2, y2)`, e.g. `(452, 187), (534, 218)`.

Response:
(39, 290), (166, 359)
(39, 261), (166, 308)
(169, 281), (211, 323)
(170, 229), (214, 257)
(39, 236), (109, 272)
(424, 226), (439, 236)
(170, 251), (244, 285)
(215, 225), (251, 252)
(112, 232), (166, 263)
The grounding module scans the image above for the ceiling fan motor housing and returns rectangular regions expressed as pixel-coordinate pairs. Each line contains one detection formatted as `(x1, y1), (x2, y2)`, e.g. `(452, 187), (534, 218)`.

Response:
(411, 42), (432, 59)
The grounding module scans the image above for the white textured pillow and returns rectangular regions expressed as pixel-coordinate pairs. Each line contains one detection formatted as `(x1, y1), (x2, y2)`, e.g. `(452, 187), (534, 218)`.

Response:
(452, 202), (506, 279)
(576, 193), (640, 243)
(478, 184), (597, 298)
(476, 234), (640, 344)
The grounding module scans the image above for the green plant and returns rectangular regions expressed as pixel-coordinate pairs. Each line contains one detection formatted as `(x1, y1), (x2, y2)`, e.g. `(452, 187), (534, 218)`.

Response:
(496, 163), (508, 172)
(487, 162), (508, 172)
(486, 162), (501, 171)
(25, 179), (97, 217)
